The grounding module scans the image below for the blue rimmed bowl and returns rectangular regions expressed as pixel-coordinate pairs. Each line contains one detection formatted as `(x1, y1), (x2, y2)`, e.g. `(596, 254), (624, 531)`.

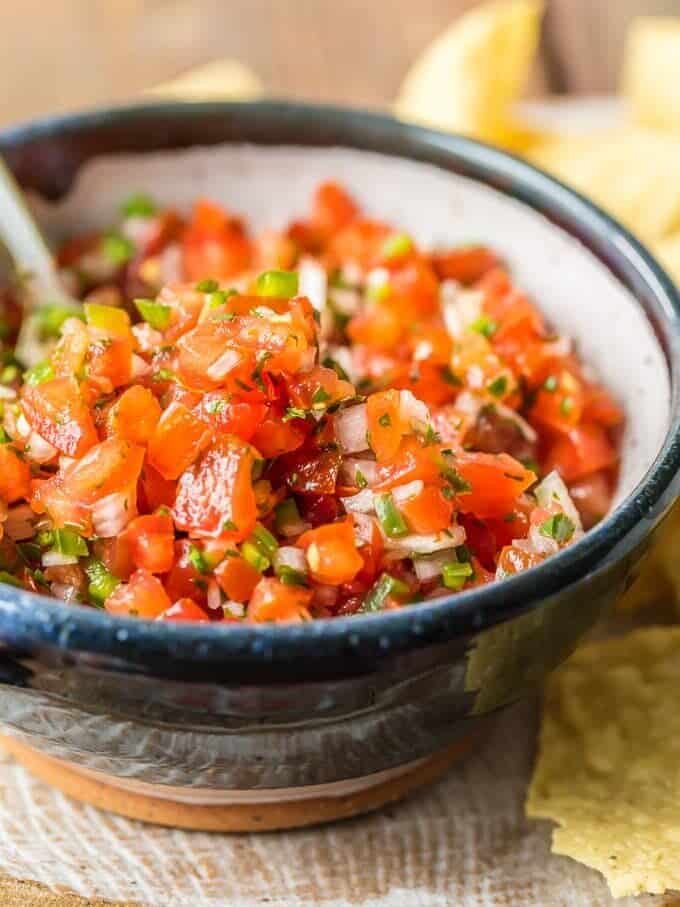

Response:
(0, 101), (677, 829)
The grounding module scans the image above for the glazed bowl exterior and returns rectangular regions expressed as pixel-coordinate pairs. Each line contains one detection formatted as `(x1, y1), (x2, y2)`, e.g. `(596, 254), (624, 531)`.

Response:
(0, 101), (678, 794)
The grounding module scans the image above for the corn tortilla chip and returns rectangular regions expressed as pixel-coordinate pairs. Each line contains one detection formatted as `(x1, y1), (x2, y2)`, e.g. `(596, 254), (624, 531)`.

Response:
(395, 0), (542, 149)
(527, 627), (680, 897)
(529, 129), (680, 246)
(623, 18), (680, 131)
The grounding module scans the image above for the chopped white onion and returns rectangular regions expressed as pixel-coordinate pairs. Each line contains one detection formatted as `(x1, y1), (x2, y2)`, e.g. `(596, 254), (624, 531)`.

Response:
(224, 600), (245, 619)
(399, 390), (432, 434)
(493, 402), (538, 443)
(442, 284), (484, 338)
(121, 215), (155, 246)
(366, 267), (390, 293)
(132, 322), (163, 352)
(131, 354), (151, 379)
(384, 526), (466, 554)
(330, 287), (361, 316)
(535, 470), (583, 533)
(5, 504), (36, 541)
(207, 579), (223, 610)
(50, 582), (80, 602)
(15, 413), (31, 440)
(341, 488), (375, 514)
(43, 551), (79, 568)
(207, 349), (242, 381)
(527, 524), (560, 556)
(413, 550), (458, 583)
(0, 386), (17, 401)
(25, 431), (58, 464)
(324, 345), (356, 383)
(298, 256), (327, 311)
(341, 262), (363, 286)
(273, 546), (308, 574)
(92, 488), (136, 537)
(454, 390), (485, 419)
(543, 335), (572, 359)
(391, 480), (424, 505)
(339, 458), (378, 488)
(158, 243), (183, 284)
(335, 403), (369, 454)
(351, 512), (376, 547)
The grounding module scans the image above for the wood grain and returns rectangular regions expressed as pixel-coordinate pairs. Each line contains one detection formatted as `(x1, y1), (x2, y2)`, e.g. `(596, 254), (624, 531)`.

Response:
(1, 0), (678, 128)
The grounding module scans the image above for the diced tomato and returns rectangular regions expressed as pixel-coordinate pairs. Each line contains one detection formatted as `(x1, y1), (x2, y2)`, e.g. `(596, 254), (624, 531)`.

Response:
(374, 437), (442, 490)
(311, 182), (359, 236)
(159, 598), (209, 622)
(328, 219), (391, 270)
(0, 445), (31, 503)
(164, 539), (207, 604)
(22, 377), (98, 458)
(120, 513), (175, 573)
(430, 245), (499, 285)
(297, 518), (363, 585)
(92, 535), (133, 581)
(250, 410), (308, 458)
(30, 476), (92, 534)
(193, 393), (266, 442)
(139, 464), (176, 513)
(173, 436), (257, 541)
(347, 302), (406, 350)
(544, 423), (618, 482)
(366, 390), (405, 461)
(458, 513), (498, 571)
(62, 439), (145, 503)
(568, 470), (613, 529)
(529, 370), (584, 433)
(105, 569), (171, 619)
(455, 452), (536, 519)
(182, 199), (252, 280)
(86, 335), (133, 390)
(247, 577), (313, 623)
(288, 366), (355, 411)
(215, 553), (261, 602)
(107, 385), (161, 443)
(275, 446), (342, 495)
(581, 385), (624, 428)
(147, 402), (210, 480)
(497, 544), (543, 576)
(53, 317), (90, 377)
(399, 485), (454, 534)
(254, 229), (298, 270)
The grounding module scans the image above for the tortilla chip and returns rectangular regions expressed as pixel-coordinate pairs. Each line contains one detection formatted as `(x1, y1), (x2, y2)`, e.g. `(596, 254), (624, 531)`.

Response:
(529, 129), (680, 245)
(148, 59), (262, 101)
(395, 0), (542, 149)
(527, 627), (680, 896)
(623, 18), (680, 131)
(654, 232), (680, 286)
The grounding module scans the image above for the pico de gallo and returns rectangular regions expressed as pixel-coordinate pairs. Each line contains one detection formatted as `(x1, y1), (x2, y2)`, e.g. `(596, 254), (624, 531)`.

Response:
(0, 182), (623, 622)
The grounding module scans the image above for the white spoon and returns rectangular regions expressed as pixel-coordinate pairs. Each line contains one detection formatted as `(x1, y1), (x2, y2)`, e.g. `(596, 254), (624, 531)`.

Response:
(0, 156), (79, 364)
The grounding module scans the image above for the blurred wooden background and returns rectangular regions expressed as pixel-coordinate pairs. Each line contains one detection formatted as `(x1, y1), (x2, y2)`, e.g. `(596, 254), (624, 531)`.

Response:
(1, 0), (679, 124)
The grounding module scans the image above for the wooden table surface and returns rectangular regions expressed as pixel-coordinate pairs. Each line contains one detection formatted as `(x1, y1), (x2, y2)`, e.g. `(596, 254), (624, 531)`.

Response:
(1, 0), (679, 127)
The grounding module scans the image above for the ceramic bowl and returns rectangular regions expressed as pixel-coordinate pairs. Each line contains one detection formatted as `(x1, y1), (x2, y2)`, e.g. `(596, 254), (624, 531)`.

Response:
(0, 101), (678, 829)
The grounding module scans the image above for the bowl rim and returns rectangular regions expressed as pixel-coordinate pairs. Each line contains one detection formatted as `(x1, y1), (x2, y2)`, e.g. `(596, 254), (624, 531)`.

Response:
(1, 98), (679, 664)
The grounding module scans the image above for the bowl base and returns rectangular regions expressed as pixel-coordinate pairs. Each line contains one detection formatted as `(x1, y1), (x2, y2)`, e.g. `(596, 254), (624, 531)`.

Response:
(0, 732), (478, 831)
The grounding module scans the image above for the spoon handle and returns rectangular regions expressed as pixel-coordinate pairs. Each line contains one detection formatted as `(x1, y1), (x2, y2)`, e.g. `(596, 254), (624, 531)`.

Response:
(0, 156), (70, 304)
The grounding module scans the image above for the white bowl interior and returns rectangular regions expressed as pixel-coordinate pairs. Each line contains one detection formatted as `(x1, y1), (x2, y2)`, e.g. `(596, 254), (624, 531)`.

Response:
(31, 144), (671, 507)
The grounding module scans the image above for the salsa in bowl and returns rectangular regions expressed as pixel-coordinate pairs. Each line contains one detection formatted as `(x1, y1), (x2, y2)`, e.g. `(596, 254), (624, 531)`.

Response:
(0, 180), (624, 623)
(0, 103), (675, 822)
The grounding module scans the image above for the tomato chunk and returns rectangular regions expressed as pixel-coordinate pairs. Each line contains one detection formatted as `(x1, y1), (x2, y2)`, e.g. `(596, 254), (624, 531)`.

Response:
(247, 577), (313, 623)
(173, 436), (257, 541)
(297, 519), (363, 585)
(105, 569), (171, 619)
(22, 377), (98, 457)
